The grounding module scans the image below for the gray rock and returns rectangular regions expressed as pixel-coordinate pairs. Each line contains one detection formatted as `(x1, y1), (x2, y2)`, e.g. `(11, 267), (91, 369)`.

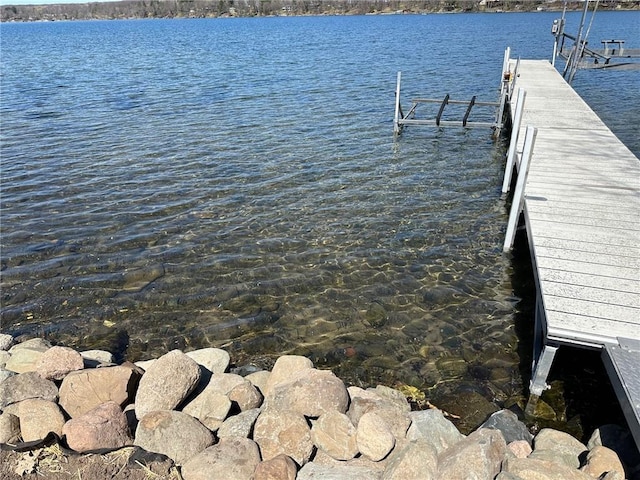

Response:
(135, 350), (201, 419)
(263, 355), (313, 395)
(297, 462), (382, 480)
(0, 371), (58, 408)
(480, 409), (533, 445)
(228, 380), (263, 411)
(181, 436), (261, 480)
(311, 410), (358, 461)
(579, 445), (625, 479)
(185, 348), (230, 374)
(253, 454), (298, 480)
(217, 408), (261, 439)
(5, 347), (46, 374)
(8, 338), (51, 353)
(382, 439), (438, 480)
(134, 410), (214, 466)
(15, 398), (66, 442)
(0, 334), (13, 351)
(436, 428), (507, 480)
(356, 411), (395, 462)
(36, 346), (84, 380)
(0, 351), (10, 368)
(182, 391), (231, 431)
(530, 428), (587, 469)
(0, 412), (21, 444)
(59, 365), (139, 418)
(62, 401), (132, 452)
(266, 368), (349, 417)
(254, 408), (314, 466)
(370, 385), (411, 413)
(0, 367), (15, 384)
(502, 456), (594, 480)
(80, 350), (115, 367)
(406, 409), (465, 455)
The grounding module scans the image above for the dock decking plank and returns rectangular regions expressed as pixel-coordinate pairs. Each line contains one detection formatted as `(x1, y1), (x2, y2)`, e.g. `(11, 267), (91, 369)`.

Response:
(511, 59), (640, 444)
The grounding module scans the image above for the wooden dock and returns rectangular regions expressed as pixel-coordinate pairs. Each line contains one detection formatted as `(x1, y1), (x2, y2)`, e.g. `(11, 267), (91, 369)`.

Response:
(506, 60), (640, 446)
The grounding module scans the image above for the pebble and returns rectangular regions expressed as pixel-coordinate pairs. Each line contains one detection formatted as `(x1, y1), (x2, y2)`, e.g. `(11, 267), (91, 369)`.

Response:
(0, 339), (635, 480)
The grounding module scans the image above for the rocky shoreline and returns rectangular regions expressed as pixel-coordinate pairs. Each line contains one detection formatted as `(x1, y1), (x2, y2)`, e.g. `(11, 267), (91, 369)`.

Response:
(0, 334), (638, 479)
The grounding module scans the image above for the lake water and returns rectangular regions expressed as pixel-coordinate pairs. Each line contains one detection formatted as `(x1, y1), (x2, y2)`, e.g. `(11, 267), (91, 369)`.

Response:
(1, 11), (638, 433)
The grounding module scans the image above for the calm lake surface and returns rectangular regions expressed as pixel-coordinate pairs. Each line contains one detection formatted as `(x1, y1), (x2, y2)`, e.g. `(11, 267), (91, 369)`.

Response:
(1, 11), (639, 432)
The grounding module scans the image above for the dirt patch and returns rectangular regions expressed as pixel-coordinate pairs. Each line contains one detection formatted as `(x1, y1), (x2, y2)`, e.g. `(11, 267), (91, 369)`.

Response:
(0, 443), (181, 480)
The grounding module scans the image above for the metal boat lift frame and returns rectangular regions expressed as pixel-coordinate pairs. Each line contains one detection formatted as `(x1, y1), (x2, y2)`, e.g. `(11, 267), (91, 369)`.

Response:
(393, 48), (518, 139)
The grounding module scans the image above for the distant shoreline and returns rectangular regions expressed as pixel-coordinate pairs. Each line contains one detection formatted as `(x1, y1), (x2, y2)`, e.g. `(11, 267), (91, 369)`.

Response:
(2, 1), (639, 23)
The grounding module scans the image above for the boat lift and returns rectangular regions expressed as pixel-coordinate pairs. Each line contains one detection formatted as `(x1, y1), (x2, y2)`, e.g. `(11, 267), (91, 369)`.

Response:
(552, 0), (640, 84)
(393, 48), (518, 139)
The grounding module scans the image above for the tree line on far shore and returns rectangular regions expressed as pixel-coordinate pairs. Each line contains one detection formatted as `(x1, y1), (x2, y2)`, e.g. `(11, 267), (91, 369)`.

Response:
(1, 0), (638, 22)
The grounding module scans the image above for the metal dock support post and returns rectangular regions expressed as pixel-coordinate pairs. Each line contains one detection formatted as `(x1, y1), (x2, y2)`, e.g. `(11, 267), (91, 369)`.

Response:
(502, 88), (527, 194)
(394, 72), (402, 135)
(503, 125), (537, 252)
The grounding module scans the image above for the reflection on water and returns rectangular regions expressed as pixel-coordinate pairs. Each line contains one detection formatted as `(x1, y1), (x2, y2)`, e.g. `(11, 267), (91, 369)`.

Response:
(2, 12), (638, 434)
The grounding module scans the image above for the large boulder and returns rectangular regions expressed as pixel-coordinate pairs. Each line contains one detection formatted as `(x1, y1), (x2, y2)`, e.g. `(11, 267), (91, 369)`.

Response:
(36, 346), (84, 381)
(253, 408), (314, 466)
(14, 398), (66, 442)
(406, 409), (464, 455)
(135, 350), (201, 419)
(62, 401), (132, 452)
(356, 411), (395, 462)
(436, 428), (507, 480)
(266, 368), (349, 417)
(59, 365), (140, 418)
(382, 439), (438, 480)
(311, 410), (359, 461)
(181, 437), (261, 480)
(0, 371), (58, 408)
(134, 410), (214, 466)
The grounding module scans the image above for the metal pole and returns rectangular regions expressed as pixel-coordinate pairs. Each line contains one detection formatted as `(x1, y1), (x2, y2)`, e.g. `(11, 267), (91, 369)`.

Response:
(394, 72), (402, 135)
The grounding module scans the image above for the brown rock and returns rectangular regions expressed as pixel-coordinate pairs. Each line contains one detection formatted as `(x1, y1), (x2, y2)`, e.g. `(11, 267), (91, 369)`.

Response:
(580, 445), (625, 479)
(180, 436), (261, 480)
(36, 346), (84, 381)
(508, 439), (533, 458)
(62, 401), (132, 452)
(252, 454), (297, 480)
(16, 398), (66, 442)
(229, 380), (263, 411)
(134, 410), (214, 466)
(0, 371), (58, 408)
(0, 412), (21, 444)
(135, 350), (201, 419)
(311, 410), (358, 461)
(253, 408), (314, 466)
(266, 368), (349, 417)
(356, 411), (395, 462)
(59, 365), (139, 418)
